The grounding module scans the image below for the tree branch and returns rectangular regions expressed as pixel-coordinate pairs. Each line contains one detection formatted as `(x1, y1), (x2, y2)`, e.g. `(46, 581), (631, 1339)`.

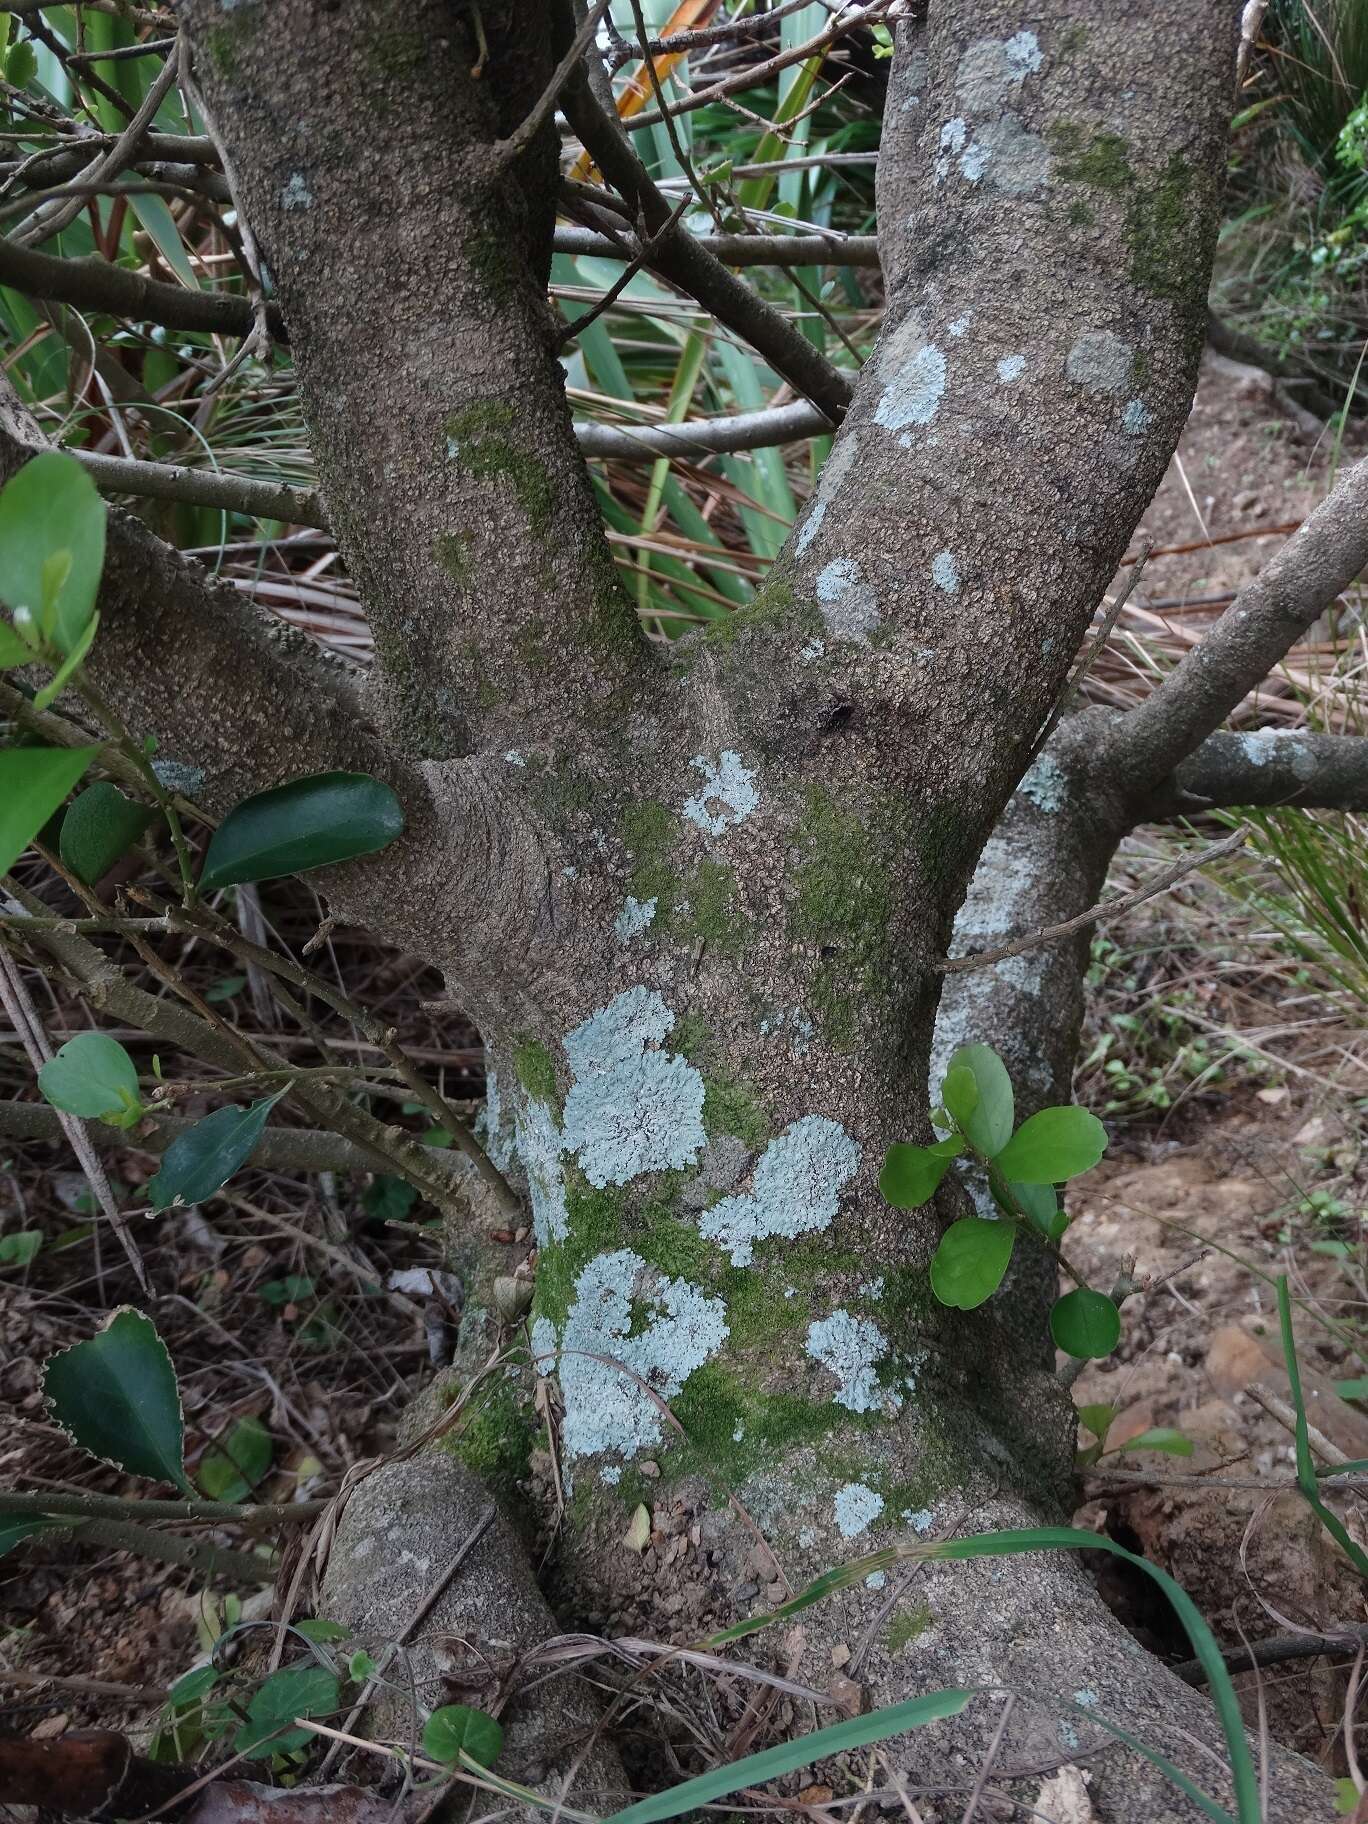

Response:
(1103, 453), (1368, 788)
(574, 399), (832, 458)
(0, 1097), (395, 1175)
(562, 74), (852, 426)
(1145, 728), (1368, 816)
(72, 447), (324, 525)
(553, 225), (881, 267)
(0, 230), (284, 338)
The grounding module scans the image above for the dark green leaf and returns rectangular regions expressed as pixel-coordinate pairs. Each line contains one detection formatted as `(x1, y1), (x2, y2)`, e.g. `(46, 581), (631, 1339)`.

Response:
(995, 1106), (1107, 1184)
(929, 1216), (1015, 1310)
(0, 1510), (67, 1558)
(1116, 1427), (1193, 1458)
(260, 1274), (315, 1306)
(169, 1666), (221, 1707)
(362, 1174), (418, 1222)
(43, 1306), (190, 1491)
(204, 974), (247, 1003)
(38, 1031), (142, 1128)
(999, 1177), (1067, 1240)
(200, 772), (404, 889)
(59, 782), (157, 884)
(878, 1136), (962, 1210)
(147, 1091), (285, 1211)
(0, 452), (106, 652)
(0, 744), (98, 877)
(943, 1043), (1013, 1157)
(1336, 1378), (1368, 1402)
(0, 1229), (42, 1267)
(422, 1704), (504, 1769)
(1050, 1288), (1121, 1360)
(198, 1415), (273, 1503)
(601, 1691), (970, 1824)
(235, 1665), (339, 1760)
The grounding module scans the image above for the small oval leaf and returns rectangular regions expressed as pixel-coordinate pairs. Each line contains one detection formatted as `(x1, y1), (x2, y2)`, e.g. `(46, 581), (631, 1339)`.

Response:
(148, 1091), (285, 1211)
(994, 1106), (1107, 1185)
(929, 1216), (1016, 1310)
(59, 781), (157, 884)
(422, 1704), (504, 1769)
(0, 744), (98, 877)
(42, 1306), (190, 1491)
(943, 1044), (1013, 1158)
(38, 1031), (143, 1128)
(1116, 1427), (1193, 1458)
(879, 1137), (962, 1210)
(198, 1414), (273, 1503)
(200, 772), (404, 889)
(1050, 1288), (1121, 1360)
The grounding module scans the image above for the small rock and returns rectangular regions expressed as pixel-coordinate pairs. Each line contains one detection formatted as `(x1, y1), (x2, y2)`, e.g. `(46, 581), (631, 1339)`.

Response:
(828, 1675), (863, 1718)
(831, 1643), (851, 1668)
(639, 1460), (661, 1479)
(1205, 1324), (1268, 1396)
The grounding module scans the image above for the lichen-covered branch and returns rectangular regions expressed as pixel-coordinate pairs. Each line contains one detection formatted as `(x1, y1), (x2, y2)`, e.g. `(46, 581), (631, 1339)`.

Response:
(1105, 453), (1368, 786)
(1148, 727), (1368, 815)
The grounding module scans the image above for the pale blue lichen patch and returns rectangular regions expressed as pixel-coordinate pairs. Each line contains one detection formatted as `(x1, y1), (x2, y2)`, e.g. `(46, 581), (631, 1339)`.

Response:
(601, 1464), (621, 1485)
(930, 550), (960, 595)
(698, 1114), (860, 1266)
(1058, 1721), (1080, 1750)
(800, 637), (826, 664)
(1121, 397), (1151, 436)
(280, 172), (313, 210)
(904, 1507), (935, 1534)
(806, 1310), (890, 1413)
(563, 1044), (705, 1189)
(957, 30), (1041, 113)
(964, 116), (1049, 194)
(860, 1276), (885, 1299)
(555, 1248), (729, 1459)
(564, 985), (674, 1077)
(504, 750), (527, 767)
(794, 432), (859, 558)
(815, 558), (880, 642)
(683, 750), (759, 838)
(759, 1006), (815, 1053)
(997, 354), (1026, 383)
(959, 140), (993, 182)
(1019, 752), (1069, 813)
(866, 1570), (887, 1590)
(614, 895), (657, 939)
(515, 1093), (569, 1245)
(1066, 331), (1134, 396)
(152, 758), (206, 798)
(1074, 1687), (1099, 1709)
(934, 116), (968, 182)
(834, 1482), (884, 1538)
(948, 313), (972, 338)
(1235, 728), (1316, 778)
(873, 324), (947, 434)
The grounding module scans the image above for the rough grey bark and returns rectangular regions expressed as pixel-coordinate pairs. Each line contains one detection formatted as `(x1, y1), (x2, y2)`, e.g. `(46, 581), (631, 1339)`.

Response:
(8, 1), (1356, 1815)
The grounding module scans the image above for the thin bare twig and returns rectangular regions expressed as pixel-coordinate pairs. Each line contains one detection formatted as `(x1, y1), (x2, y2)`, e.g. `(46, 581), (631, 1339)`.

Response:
(495, 0), (615, 167)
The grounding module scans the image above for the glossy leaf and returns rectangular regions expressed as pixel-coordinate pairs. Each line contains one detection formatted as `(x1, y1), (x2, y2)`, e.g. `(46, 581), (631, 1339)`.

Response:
(929, 1216), (1016, 1310)
(1076, 1402), (1117, 1444)
(43, 1306), (191, 1492)
(995, 1106), (1108, 1184)
(295, 1619), (351, 1643)
(38, 1031), (143, 1129)
(939, 1063), (978, 1133)
(235, 1665), (339, 1760)
(943, 1043), (1013, 1157)
(198, 1415), (273, 1503)
(200, 772), (404, 889)
(0, 744), (98, 877)
(1050, 1288), (1121, 1360)
(147, 1091), (285, 1211)
(0, 452), (106, 652)
(1000, 1177), (1066, 1240)
(59, 782), (157, 885)
(601, 1690), (970, 1824)
(878, 1136), (962, 1210)
(422, 1704), (504, 1770)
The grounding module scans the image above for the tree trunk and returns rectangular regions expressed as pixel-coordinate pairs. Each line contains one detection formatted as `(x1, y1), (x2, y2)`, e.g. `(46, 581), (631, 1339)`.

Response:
(18, 1), (1346, 1814)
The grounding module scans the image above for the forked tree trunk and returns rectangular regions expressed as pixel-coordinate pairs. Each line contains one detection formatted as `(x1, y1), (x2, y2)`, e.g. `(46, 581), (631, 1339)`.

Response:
(48, 2), (1342, 1816)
